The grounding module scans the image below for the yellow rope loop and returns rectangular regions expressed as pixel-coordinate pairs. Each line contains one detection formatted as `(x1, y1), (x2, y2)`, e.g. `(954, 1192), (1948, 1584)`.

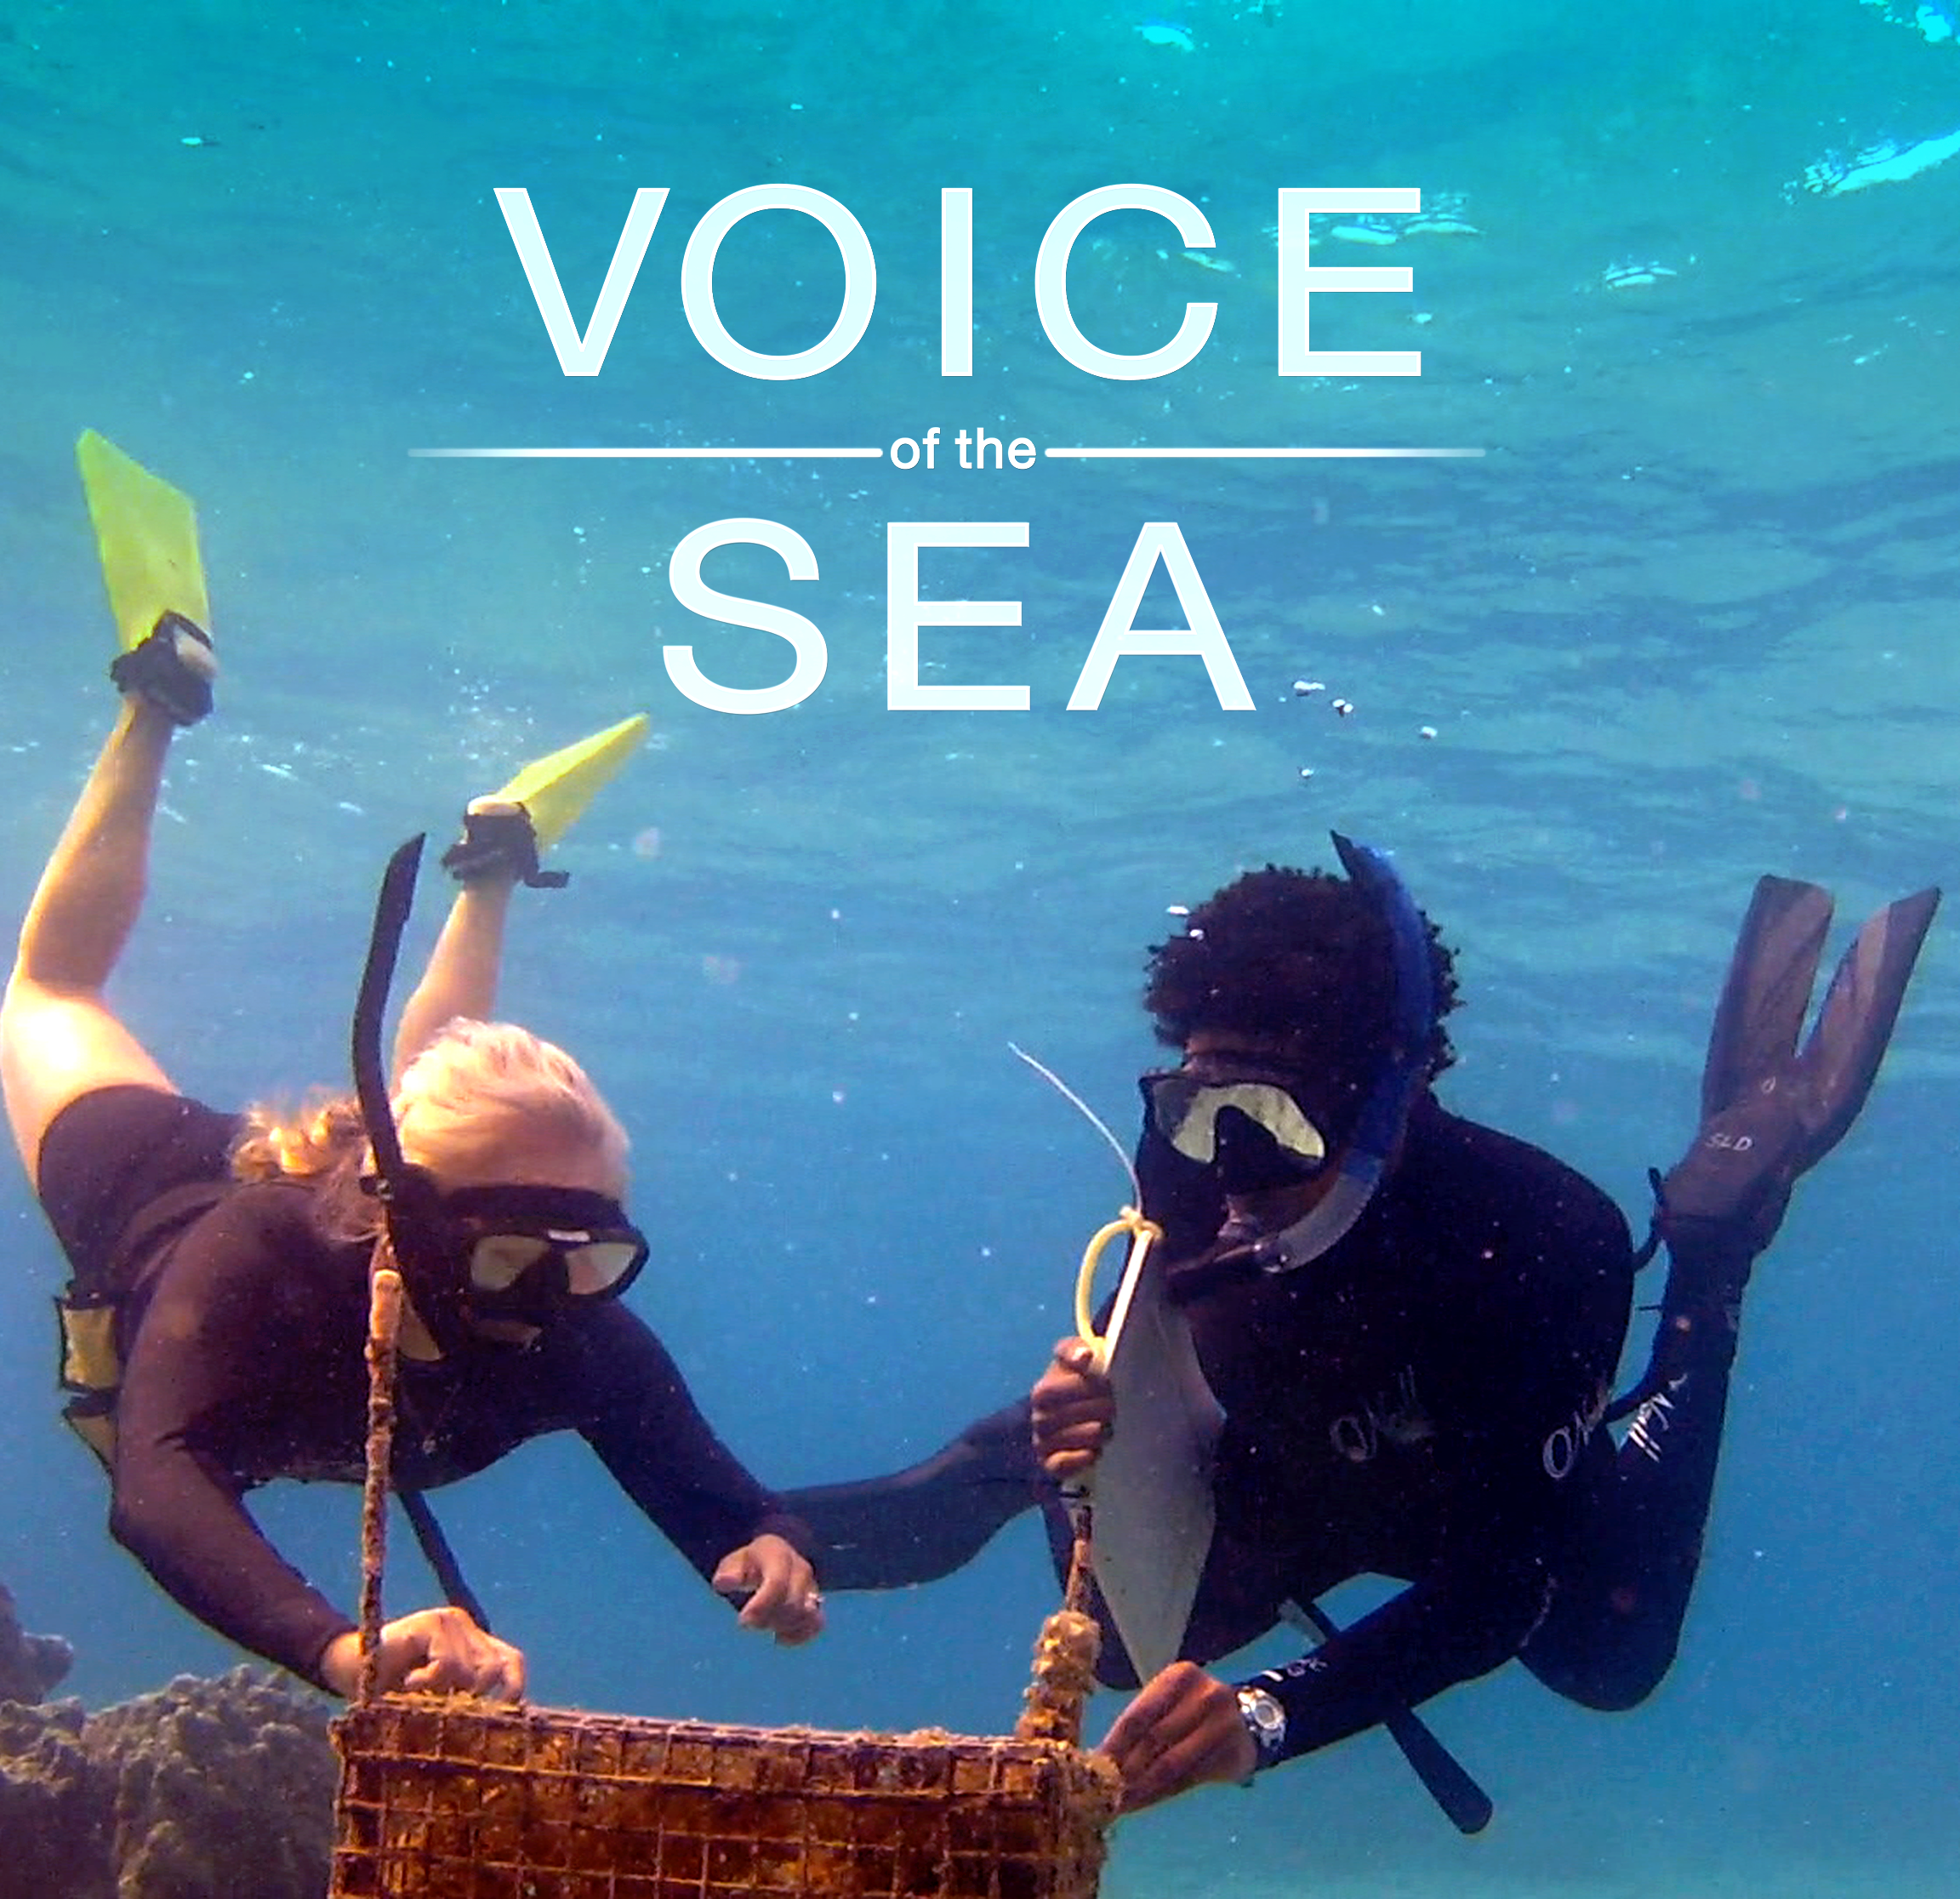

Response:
(1011, 1204), (1162, 1749)
(1072, 1205), (1162, 1374)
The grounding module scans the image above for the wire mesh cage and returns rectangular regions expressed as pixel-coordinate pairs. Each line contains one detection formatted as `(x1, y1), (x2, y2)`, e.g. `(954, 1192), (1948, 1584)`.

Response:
(330, 1271), (1119, 1898)
(329, 1697), (1120, 1899)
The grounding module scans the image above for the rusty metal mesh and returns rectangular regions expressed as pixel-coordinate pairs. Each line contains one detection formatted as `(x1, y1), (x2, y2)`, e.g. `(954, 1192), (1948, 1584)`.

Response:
(333, 1270), (1118, 1897)
(330, 1697), (1120, 1899)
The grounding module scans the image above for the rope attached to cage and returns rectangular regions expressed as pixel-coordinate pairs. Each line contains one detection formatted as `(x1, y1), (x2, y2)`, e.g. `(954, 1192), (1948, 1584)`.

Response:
(356, 1257), (404, 1705)
(1015, 1200), (1161, 1750)
(1014, 1503), (1102, 1748)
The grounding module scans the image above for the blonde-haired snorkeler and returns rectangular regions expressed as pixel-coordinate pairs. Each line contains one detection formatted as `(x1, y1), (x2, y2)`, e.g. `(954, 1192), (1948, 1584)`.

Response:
(3, 614), (822, 1701)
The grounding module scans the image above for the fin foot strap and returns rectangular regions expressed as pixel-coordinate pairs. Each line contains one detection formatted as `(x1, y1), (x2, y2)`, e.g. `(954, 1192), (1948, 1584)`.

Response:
(108, 613), (214, 726)
(441, 807), (567, 888)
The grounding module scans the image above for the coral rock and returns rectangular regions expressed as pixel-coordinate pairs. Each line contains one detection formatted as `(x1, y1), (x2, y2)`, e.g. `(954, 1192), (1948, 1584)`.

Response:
(87, 1668), (337, 1899)
(0, 1697), (112, 1899)
(0, 1583), (74, 1704)
(0, 1658), (336, 1899)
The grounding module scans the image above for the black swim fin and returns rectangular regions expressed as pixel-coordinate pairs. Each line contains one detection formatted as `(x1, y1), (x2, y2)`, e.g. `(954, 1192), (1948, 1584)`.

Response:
(1660, 875), (1941, 1260)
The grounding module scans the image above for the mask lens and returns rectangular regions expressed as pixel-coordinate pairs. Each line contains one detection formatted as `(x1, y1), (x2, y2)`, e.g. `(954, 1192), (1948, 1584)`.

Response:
(1146, 1074), (1329, 1171)
(447, 1184), (650, 1314)
(1210, 1105), (1323, 1196)
(467, 1233), (553, 1293)
(565, 1237), (647, 1297)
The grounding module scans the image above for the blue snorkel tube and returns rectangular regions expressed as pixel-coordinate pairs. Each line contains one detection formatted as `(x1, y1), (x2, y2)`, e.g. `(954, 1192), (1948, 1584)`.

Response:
(1247, 831), (1439, 1275)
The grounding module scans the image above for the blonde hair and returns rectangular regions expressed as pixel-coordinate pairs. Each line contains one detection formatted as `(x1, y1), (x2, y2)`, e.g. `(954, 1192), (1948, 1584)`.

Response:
(231, 1092), (377, 1241)
(393, 1018), (630, 1196)
(232, 1019), (629, 1242)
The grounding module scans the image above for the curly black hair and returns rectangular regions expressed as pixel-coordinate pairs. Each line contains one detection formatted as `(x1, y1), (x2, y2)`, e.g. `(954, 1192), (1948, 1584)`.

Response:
(1143, 863), (1461, 1088)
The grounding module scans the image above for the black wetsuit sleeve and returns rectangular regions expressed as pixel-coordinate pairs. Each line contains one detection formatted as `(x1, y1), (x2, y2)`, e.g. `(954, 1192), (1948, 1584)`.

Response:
(565, 1303), (812, 1582)
(1250, 1547), (1554, 1765)
(782, 1398), (1044, 1589)
(108, 1196), (358, 1685)
(1249, 1184), (1631, 1766)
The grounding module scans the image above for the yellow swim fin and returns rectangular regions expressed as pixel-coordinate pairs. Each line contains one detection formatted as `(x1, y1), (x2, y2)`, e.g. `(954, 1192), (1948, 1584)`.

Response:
(76, 430), (212, 649)
(489, 713), (650, 851)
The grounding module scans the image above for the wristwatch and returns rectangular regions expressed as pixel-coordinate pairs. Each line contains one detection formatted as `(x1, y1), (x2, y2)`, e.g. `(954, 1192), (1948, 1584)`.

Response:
(1234, 1684), (1288, 1774)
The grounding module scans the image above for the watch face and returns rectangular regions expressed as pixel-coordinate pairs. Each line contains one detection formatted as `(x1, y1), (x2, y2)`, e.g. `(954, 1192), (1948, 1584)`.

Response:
(1238, 1686), (1287, 1759)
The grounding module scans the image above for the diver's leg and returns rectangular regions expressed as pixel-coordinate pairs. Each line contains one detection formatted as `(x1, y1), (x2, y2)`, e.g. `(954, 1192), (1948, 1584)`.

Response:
(391, 876), (516, 1081)
(784, 1397), (1046, 1591)
(1, 698), (182, 1183)
(1528, 875), (1939, 1708)
(395, 796), (564, 1077)
(1520, 1244), (1745, 1709)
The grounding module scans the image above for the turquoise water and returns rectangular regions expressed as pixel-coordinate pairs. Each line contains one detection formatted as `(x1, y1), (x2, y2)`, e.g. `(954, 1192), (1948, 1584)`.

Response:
(2, 0), (1957, 1890)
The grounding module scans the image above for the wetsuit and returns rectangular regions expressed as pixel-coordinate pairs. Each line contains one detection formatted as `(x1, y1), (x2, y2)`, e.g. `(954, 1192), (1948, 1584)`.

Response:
(40, 1086), (806, 1688)
(794, 870), (1940, 1779)
(792, 1093), (1733, 1767)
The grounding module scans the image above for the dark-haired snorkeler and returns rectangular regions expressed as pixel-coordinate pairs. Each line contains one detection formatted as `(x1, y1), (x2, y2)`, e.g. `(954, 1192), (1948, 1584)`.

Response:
(5, 436), (822, 1700)
(789, 836), (1939, 1814)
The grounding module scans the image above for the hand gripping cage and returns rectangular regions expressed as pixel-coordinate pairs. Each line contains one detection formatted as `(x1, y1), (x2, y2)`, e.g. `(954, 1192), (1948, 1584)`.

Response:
(328, 1269), (1120, 1899)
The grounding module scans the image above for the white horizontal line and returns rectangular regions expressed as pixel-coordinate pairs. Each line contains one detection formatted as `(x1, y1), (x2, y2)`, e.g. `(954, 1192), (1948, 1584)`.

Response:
(409, 446), (887, 459)
(1045, 446), (1485, 459)
(409, 444), (1486, 463)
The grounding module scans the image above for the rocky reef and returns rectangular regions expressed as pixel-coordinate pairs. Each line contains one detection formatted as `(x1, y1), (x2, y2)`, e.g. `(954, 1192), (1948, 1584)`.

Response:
(0, 1588), (337, 1899)
(0, 1582), (73, 1703)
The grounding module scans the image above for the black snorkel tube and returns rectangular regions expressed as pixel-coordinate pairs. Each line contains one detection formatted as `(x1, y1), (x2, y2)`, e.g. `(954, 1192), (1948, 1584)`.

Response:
(350, 835), (475, 1360)
(350, 835), (423, 1192)
(1171, 831), (1439, 1297)
(349, 835), (499, 1628)
(1251, 831), (1438, 1271)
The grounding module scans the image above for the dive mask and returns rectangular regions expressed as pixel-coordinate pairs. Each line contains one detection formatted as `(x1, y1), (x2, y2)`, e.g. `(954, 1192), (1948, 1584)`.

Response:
(446, 1183), (649, 1309)
(1140, 1064), (1332, 1199)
